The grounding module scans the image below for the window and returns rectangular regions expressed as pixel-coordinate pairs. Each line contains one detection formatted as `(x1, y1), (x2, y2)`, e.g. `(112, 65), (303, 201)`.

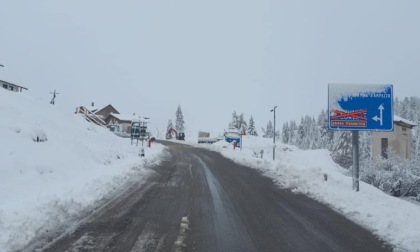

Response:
(2, 84), (7, 89)
(381, 138), (388, 159)
(402, 127), (407, 132)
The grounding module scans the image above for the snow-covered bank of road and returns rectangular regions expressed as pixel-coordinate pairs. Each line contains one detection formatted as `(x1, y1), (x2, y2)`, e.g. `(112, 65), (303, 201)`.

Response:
(0, 89), (165, 251)
(203, 136), (420, 252)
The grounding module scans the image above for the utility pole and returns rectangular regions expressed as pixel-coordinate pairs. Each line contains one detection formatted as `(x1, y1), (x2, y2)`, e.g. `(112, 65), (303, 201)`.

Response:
(49, 89), (60, 105)
(270, 106), (277, 160)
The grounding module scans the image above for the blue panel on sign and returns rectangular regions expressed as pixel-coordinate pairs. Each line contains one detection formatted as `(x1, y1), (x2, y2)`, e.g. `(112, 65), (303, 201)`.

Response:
(328, 84), (393, 131)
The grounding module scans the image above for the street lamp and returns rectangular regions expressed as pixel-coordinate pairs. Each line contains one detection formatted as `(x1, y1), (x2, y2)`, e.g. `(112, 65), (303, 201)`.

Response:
(270, 106), (277, 160)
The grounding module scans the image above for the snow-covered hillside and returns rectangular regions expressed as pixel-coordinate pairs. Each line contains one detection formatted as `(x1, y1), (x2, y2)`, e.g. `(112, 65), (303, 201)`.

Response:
(194, 135), (420, 251)
(0, 89), (165, 251)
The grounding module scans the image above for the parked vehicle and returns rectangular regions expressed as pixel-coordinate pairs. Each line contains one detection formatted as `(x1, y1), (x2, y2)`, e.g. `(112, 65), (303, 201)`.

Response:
(197, 131), (219, 144)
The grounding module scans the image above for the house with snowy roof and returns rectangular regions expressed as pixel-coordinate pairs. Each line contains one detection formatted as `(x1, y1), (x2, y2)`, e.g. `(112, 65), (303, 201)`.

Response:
(76, 103), (120, 127)
(76, 103), (138, 137)
(1, 79), (28, 92)
(104, 113), (135, 136)
(372, 115), (417, 159)
(92, 104), (120, 120)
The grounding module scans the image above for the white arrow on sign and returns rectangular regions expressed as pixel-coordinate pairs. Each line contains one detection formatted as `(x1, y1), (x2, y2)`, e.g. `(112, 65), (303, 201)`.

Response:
(372, 104), (384, 126)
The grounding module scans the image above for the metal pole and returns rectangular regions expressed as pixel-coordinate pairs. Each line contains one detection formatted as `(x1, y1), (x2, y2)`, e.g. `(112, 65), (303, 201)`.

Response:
(272, 106), (277, 161)
(273, 109), (275, 160)
(352, 131), (360, 191)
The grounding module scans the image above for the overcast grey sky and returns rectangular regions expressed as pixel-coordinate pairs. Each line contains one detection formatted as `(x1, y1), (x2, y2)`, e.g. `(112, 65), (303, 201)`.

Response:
(1, 1), (420, 133)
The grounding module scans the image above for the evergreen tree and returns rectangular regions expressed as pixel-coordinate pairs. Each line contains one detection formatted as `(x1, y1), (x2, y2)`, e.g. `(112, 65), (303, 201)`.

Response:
(331, 131), (353, 168)
(408, 97), (418, 121)
(289, 120), (298, 145)
(400, 97), (410, 119)
(394, 97), (400, 116)
(281, 122), (289, 144)
(230, 111), (238, 129)
(175, 105), (185, 132)
(296, 117), (305, 148)
(317, 109), (333, 149)
(238, 113), (247, 134)
(263, 120), (273, 138)
(247, 116), (258, 136)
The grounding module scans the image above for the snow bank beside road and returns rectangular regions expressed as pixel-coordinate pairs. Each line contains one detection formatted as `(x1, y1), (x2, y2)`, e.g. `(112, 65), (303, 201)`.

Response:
(0, 89), (164, 251)
(204, 135), (420, 251)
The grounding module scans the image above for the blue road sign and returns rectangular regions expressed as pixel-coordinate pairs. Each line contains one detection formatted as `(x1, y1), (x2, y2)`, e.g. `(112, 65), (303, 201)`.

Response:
(328, 84), (394, 131)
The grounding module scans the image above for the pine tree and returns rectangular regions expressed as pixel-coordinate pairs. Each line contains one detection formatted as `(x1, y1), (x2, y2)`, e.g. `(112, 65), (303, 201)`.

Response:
(238, 113), (247, 134)
(281, 122), (289, 144)
(317, 109), (333, 149)
(247, 116), (258, 136)
(331, 131), (353, 168)
(289, 120), (298, 145)
(175, 105), (185, 132)
(394, 97), (400, 116)
(230, 111), (238, 129)
(263, 120), (273, 138)
(400, 97), (410, 119)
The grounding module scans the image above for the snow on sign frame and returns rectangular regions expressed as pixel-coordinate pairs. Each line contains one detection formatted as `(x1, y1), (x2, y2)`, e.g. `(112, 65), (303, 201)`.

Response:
(328, 84), (394, 131)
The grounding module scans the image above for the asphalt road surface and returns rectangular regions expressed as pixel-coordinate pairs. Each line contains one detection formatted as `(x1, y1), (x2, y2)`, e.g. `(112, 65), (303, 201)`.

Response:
(22, 141), (392, 252)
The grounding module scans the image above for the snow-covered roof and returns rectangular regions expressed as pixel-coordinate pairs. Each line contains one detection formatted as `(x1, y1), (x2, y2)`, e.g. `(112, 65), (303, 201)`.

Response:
(0, 79), (28, 90)
(394, 115), (417, 127)
(94, 104), (120, 115)
(108, 113), (135, 122)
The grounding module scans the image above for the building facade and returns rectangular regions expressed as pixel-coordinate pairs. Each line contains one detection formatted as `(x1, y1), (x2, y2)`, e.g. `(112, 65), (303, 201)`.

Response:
(1, 80), (28, 92)
(372, 116), (417, 159)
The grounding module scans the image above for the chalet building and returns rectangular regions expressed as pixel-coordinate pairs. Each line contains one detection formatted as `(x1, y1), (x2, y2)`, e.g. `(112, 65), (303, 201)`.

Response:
(93, 104), (120, 120)
(104, 113), (134, 135)
(1, 79), (28, 92)
(76, 103), (139, 137)
(372, 116), (417, 159)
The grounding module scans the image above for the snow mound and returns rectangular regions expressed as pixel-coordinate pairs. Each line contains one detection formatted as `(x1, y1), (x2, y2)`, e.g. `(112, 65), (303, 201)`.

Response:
(0, 89), (165, 251)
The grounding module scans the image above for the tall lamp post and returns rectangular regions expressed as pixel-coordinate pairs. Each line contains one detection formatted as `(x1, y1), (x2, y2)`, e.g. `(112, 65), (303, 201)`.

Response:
(270, 106), (277, 160)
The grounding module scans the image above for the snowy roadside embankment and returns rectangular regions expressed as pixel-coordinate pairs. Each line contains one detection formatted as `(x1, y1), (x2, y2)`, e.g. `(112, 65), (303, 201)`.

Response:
(0, 90), (165, 251)
(202, 135), (420, 251)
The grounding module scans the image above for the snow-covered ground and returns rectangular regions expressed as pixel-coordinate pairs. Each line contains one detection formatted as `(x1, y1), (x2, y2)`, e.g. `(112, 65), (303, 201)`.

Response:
(187, 135), (419, 251)
(0, 89), (165, 251)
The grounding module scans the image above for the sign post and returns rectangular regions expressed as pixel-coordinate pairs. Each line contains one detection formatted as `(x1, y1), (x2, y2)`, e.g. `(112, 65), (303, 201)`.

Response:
(328, 84), (393, 191)
(352, 131), (359, 191)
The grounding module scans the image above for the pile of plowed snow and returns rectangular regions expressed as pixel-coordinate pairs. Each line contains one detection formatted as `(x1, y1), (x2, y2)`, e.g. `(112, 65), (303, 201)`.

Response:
(0, 89), (164, 251)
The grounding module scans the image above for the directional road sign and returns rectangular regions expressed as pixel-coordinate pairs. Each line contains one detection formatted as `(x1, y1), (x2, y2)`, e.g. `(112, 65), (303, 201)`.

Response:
(328, 84), (393, 131)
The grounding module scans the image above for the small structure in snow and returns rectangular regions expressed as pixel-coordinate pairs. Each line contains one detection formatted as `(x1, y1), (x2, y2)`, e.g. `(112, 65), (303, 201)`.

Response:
(1, 79), (28, 92)
(198, 131), (219, 144)
(104, 113), (134, 136)
(372, 115), (417, 159)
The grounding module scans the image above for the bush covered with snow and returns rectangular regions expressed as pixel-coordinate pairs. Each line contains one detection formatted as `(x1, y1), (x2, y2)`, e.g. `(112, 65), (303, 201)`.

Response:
(361, 155), (420, 199)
